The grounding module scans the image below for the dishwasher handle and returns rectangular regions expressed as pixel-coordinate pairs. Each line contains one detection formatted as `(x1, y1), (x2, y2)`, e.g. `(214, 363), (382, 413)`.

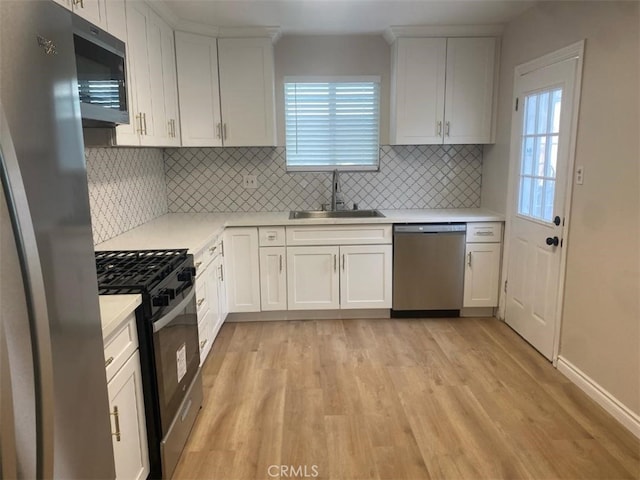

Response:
(393, 224), (466, 234)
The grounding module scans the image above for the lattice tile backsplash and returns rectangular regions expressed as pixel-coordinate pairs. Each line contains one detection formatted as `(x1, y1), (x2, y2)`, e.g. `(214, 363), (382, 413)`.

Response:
(86, 147), (167, 244)
(164, 145), (482, 212)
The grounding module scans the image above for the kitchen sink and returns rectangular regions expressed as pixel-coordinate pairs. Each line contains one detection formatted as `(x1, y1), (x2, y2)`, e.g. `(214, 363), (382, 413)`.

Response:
(289, 209), (385, 219)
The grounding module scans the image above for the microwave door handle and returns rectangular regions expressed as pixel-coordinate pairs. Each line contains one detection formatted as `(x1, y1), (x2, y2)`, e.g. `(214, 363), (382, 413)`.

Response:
(152, 287), (196, 333)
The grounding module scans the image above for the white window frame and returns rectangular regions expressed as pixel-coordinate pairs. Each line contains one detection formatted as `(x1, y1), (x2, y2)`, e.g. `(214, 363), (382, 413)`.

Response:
(284, 75), (381, 172)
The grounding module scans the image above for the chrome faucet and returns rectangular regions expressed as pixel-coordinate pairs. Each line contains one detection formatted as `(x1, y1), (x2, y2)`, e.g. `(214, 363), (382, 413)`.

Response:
(330, 169), (344, 211)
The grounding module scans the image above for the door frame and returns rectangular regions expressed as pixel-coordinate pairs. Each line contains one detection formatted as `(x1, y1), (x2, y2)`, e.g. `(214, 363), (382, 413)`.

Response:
(499, 40), (585, 365)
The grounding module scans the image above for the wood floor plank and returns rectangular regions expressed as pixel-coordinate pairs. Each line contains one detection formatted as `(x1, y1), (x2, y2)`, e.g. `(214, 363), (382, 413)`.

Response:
(172, 317), (640, 480)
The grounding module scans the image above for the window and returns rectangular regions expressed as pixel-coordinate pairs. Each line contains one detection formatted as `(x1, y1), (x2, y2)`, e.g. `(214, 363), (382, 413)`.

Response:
(284, 77), (380, 171)
(518, 87), (562, 222)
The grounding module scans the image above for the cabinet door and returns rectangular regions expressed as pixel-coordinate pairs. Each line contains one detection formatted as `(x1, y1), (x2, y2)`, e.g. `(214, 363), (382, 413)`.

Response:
(104, 0), (127, 42)
(195, 272), (213, 364)
(107, 352), (149, 480)
(463, 243), (501, 307)
(224, 228), (261, 313)
(444, 37), (496, 144)
(161, 23), (181, 146)
(340, 245), (392, 309)
(287, 246), (340, 310)
(216, 251), (228, 323)
(211, 255), (226, 339)
(390, 37), (446, 145)
(73, 0), (107, 29)
(115, 1), (151, 146)
(259, 247), (287, 311)
(217, 38), (276, 147)
(138, 10), (165, 146)
(175, 32), (222, 147)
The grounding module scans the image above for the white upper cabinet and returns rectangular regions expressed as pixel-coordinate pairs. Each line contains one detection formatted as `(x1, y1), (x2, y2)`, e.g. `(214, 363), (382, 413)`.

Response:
(391, 38), (446, 145)
(104, 0), (127, 42)
(444, 38), (497, 144)
(114, 2), (180, 147)
(217, 38), (277, 147)
(175, 32), (223, 147)
(391, 36), (498, 145)
(175, 34), (277, 147)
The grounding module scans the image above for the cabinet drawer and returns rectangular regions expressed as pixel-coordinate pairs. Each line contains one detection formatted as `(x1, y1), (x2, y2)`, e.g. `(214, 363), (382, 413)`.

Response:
(104, 315), (138, 382)
(259, 227), (286, 246)
(466, 222), (502, 243)
(286, 225), (392, 246)
(194, 236), (222, 278)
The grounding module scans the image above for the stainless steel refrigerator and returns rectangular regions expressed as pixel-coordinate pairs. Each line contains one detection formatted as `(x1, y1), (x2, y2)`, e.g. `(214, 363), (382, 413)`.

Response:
(0, 1), (116, 478)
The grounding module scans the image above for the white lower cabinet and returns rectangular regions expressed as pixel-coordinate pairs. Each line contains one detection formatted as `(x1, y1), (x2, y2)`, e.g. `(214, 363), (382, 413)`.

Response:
(259, 246), (287, 311)
(224, 228), (261, 313)
(340, 245), (393, 309)
(286, 242), (392, 311)
(463, 222), (503, 308)
(287, 246), (340, 310)
(104, 315), (149, 480)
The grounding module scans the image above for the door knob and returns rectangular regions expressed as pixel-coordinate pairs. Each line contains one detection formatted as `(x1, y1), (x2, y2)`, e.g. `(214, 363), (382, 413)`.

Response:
(546, 236), (559, 247)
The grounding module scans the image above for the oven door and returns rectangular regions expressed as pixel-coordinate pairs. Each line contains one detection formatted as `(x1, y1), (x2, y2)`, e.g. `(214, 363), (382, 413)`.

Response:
(152, 285), (200, 433)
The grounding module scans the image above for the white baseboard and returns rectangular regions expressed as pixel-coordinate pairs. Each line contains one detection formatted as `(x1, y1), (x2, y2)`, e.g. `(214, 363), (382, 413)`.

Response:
(556, 356), (640, 439)
(226, 309), (390, 322)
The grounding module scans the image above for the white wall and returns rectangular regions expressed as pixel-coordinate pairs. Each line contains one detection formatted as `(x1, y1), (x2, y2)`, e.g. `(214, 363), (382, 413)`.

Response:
(482, 2), (639, 414)
(274, 35), (391, 146)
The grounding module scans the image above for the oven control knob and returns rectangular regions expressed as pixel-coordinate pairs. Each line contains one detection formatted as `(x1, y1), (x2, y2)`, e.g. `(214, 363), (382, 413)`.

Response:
(177, 267), (196, 282)
(152, 294), (170, 307)
(163, 288), (176, 300)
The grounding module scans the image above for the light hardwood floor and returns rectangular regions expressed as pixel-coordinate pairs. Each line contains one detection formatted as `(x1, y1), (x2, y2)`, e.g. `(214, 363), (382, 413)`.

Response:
(173, 317), (640, 479)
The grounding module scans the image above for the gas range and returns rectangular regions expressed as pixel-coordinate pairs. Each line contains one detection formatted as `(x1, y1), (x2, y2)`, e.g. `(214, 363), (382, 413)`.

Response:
(95, 249), (202, 479)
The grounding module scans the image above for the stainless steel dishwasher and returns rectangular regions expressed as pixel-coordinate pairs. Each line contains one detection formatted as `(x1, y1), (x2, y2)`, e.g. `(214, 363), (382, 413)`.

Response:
(392, 224), (466, 316)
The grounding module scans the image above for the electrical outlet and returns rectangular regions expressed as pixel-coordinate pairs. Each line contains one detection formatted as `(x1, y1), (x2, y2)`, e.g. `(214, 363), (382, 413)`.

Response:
(243, 174), (258, 189)
(575, 165), (584, 185)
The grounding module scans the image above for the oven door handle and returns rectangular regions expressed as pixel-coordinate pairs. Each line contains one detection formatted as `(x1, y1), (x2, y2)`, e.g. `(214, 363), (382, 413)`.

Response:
(152, 287), (196, 333)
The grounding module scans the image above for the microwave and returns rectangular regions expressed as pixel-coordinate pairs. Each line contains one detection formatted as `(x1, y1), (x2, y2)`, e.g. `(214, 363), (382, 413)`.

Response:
(72, 15), (129, 126)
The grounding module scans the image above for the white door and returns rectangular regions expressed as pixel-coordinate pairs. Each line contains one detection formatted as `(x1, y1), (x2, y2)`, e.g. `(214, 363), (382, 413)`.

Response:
(444, 37), (496, 144)
(175, 32), (222, 147)
(107, 353), (149, 480)
(217, 38), (277, 147)
(287, 246), (340, 310)
(505, 55), (580, 360)
(340, 245), (392, 309)
(223, 228), (261, 313)
(391, 37), (446, 145)
(259, 247), (287, 311)
(463, 243), (501, 307)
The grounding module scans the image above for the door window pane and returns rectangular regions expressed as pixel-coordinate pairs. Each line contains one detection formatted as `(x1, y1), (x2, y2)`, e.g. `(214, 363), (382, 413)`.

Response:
(517, 87), (562, 223)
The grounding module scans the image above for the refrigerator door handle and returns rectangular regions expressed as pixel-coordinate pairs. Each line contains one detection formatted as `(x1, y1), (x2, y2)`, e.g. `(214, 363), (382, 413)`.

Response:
(0, 104), (55, 479)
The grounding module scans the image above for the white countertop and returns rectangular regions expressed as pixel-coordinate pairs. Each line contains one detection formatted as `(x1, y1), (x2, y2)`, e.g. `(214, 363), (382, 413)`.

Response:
(96, 208), (505, 254)
(99, 294), (141, 341)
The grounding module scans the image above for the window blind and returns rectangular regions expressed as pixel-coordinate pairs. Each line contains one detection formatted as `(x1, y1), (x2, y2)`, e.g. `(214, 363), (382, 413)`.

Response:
(284, 79), (380, 171)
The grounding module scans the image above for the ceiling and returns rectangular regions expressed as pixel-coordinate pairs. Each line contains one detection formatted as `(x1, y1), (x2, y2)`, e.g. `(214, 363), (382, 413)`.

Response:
(158, 0), (537, 36)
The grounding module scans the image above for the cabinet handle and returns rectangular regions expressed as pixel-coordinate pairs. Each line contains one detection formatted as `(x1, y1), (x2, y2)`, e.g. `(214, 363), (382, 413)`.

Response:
(73, 0), (84, 7)
(219, 264), (224, 281)
(223, 123), (227, 141)
(111, 406), (121, 442)
(168, 120), (172, 138)
(220, 241), (224, 257)
(105, 356), (114, 368)
(468, 252), (472, 267)
(172, 119), (176, 138)
(342, 254), (345, 271)
(197, 298), (204, 307)
(476, 231), (494, 237)
(143, 113), (148, 135)
(279, 254), (283, 272)
(200, 339), (207, 349)
(437, 121), (442, 136)
(209, 245), (217, 254)
(195, 261), (202, 269)
(333, 254), (337, 272)
(216, 123), (221, 139)
(136, 113), (144, 134)
(445, 121), (450, 137)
